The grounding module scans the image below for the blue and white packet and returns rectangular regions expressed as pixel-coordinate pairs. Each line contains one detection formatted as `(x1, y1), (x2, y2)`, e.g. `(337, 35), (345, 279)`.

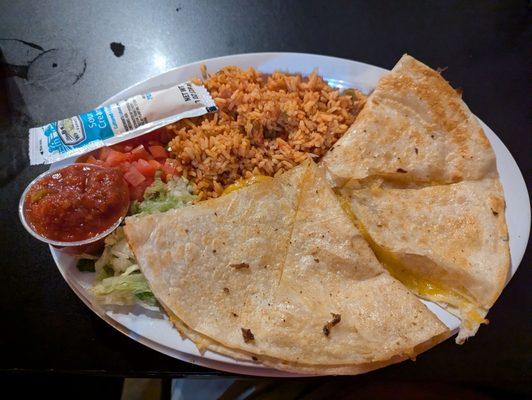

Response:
(29, 82), (217, 165)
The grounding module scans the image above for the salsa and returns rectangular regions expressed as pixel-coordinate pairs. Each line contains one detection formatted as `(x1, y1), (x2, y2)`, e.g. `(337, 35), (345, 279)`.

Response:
(24, 164), (130, 242)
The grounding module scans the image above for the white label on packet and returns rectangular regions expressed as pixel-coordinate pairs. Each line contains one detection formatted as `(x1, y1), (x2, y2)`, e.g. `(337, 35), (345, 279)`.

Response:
(29, 82), (218, 165)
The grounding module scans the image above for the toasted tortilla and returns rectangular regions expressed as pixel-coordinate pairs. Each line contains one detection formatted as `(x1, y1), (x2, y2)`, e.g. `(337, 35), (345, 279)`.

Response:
(345, 178), (510, 343)
(322, 54), (497, 187)
(162, 304), (450, 375)
(321, 54), (508, 342)
(125, 160), (448, 373)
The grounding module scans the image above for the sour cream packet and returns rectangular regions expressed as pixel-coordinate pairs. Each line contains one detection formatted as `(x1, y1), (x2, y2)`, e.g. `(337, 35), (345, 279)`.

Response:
(29, 82), (217, 165)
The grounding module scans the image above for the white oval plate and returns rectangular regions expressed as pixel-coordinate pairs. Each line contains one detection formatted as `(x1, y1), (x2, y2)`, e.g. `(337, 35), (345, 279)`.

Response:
(50, 53), (530, 377)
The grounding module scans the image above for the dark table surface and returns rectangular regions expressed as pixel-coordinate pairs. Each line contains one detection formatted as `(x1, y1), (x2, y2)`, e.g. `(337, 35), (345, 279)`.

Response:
(1, 0), (530, 395)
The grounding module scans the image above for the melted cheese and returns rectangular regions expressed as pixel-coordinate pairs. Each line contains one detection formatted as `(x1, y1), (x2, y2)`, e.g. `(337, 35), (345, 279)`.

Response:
(222, 175), (273, 195)
(338, 195), (486, 329)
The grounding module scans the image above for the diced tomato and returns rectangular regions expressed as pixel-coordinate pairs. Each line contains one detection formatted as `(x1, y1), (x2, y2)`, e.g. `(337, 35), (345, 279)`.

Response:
(98, 147), (111, 161)
(85, 155), (99, 165)
(75, 129), (176, 203)
(130, 144), (152, 161)
(148, 159), (162, 170)
(148, 145), (168, 159)
(117, 161), (131, 173)
(135, 158), (156, 177)
(130, 177), (155, 201)
(129, 184), (146, 201)
(162, 159), (177, 178)
(109, 143), (124, 152)
(105, 149), (130, 167)
(144, 176), (154, 188)
(123, 166), (146, 187)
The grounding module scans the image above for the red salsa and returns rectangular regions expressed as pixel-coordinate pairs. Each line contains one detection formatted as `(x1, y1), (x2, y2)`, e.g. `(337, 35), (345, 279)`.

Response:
(24, 164), (130, 242)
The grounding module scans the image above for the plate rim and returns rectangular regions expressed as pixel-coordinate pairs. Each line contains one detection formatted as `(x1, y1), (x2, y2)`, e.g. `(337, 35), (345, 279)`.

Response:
(101, 51), (389, 106)
(50, 51), (531, 377)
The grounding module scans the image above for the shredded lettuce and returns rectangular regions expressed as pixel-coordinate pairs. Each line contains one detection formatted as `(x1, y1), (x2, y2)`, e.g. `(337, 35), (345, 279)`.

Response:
(93, 227), (135, 281)
(91, 264), (156, 306)
(130, 172), (196, 215)
(87, 175), (195, 306)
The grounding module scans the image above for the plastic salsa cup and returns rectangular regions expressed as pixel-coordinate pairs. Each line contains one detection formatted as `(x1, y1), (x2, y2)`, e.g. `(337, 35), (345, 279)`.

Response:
(19, 163), (130, 255)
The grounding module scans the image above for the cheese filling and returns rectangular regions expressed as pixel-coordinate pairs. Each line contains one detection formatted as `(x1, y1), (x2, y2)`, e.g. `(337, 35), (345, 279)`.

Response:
(222, 175), (273, 195)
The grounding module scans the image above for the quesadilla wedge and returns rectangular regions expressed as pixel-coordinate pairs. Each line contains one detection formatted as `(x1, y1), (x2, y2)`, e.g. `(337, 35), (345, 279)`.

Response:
(162, 304), (449, 375)
(344, 178), (510, 343)
(322, 54), (497, 187)
(125, 160), (448, 374)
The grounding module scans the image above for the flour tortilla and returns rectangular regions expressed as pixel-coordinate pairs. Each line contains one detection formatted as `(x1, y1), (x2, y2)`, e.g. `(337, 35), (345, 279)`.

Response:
(162, 304), (450, 375)
(345, 178), (510, 342)
(125, 160), (448, 374)
(322, 54), (497, 187)
(322, 53), (508, 342)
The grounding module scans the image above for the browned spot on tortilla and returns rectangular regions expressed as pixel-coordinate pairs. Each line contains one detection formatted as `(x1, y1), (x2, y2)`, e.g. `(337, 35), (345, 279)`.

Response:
(323, 313), (341, 337)
(230, 263), (250, 270)
(241, 328), (255, 343)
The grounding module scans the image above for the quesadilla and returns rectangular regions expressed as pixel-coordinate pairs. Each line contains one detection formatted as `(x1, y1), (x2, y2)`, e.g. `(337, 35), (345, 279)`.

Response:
(125, 160), (448, 374)
(322, 54), (497, 187)
(344, 179), (510, 343)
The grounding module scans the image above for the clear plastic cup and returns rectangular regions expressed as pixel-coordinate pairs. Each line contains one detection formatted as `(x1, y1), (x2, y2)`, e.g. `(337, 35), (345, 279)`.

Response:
(19, 164), (129, 255)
